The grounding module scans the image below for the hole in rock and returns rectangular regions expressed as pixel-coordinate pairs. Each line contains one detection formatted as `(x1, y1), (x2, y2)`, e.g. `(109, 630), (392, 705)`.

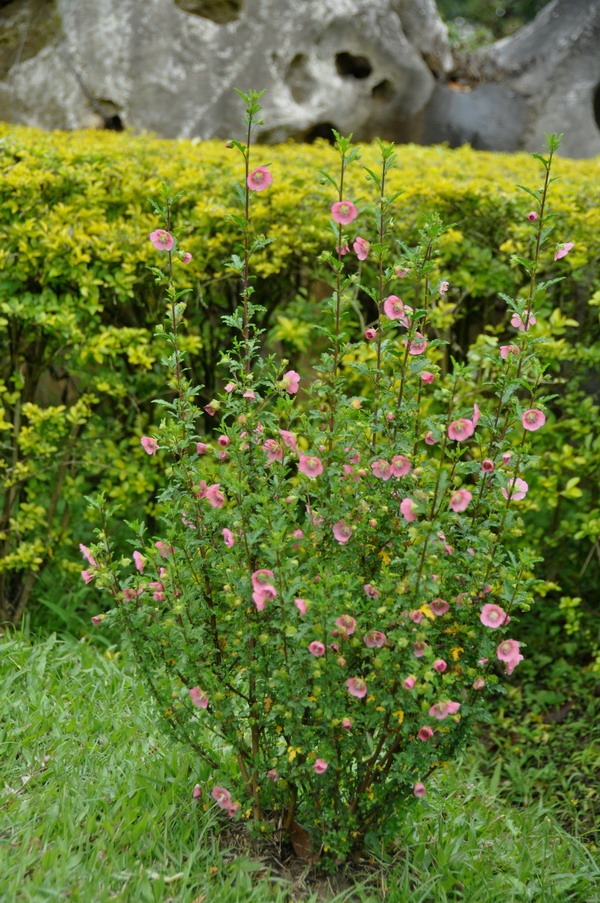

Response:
(172, 0), (243, 25)
(372, 79), (393, 101)
(303, 122), (337, 144)
(286, 53), (313, 104)
(335, 51), (372, 79)
(103, 114), (123, 131)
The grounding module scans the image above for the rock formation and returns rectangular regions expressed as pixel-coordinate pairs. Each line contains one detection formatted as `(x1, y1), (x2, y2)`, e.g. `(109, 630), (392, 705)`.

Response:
(421, 0), (600, 158)
(0, 0), (598, 156)
(0, 0), (451, 142)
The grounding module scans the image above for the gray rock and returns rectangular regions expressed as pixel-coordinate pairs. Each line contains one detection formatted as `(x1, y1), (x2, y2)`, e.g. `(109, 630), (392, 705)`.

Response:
(422, 0), (600, 158)
(0, 0), (451, 142)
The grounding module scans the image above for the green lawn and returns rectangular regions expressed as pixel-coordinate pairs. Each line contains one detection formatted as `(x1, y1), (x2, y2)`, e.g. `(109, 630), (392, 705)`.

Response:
(1, 632), (598, 902)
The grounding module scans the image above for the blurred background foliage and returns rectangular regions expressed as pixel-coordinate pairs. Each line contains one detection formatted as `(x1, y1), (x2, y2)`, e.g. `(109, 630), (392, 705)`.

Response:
(0, 125), (598, 784)
(438, 0), (551, 46)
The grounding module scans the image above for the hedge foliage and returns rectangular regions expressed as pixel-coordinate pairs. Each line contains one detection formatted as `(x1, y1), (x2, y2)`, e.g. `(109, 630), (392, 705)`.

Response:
(0, 124), (598, 652)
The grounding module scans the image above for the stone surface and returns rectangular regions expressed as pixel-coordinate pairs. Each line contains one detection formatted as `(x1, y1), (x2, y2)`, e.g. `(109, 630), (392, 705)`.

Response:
(421, 0), (600, 158)
(0, 0), (451, 142)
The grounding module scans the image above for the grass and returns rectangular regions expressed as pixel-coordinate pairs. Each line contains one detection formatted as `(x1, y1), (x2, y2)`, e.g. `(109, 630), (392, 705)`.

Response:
(1, 631), (598, 902)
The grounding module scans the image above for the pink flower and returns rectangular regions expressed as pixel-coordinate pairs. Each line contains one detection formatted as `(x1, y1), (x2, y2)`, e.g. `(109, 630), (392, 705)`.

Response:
(90, 614), (104, 626)
(331, 200), (358, 224)
(181, 252), (193, 264)
(133, 551), (144, 573)
(414, 782), (427, 798)
(189, 687), (209, 709)
(433, 659), (447, 673)
(294, 598), (307, 615)
(353, 236), (369, 260)
(252, 569), (275, 591)
(298, 455), (323, 478)
(497, 639), (520, 662)
(263, 439), (283, 462)
(500, 344), (520, 359)
(279, 429), (297, 451)
(363, 584), (379, 599)
(196, 442), (208, 455)
(396, 266), (409, 278)
(403, 676), (416, 689)
(448, 419), (474, 441)
(371, 459), (393, 480)
(511, 311), (536, 331)
(313, 759), (329, 774)
(391, 455), (411, 477)
(222, 528), (235, 548)
(308, 641), (326, 657)
(267, 769), (279, 783)
(522, 409), (546, 431)
(449, 488), (472, 512)
(383, 295), (411, 325)
(192, 784), (202, 799)
(149, 229), (174, 251)
(505, 654), (524, 675)
(425, 431), (439, 445)
(247, 166), (272, 191)
(155, 541), (174, 558)
(480, 603), (508, 628)
(212, 786), (232, 809)
(227, 803), (240, 817)
(413, 642), (427, 658)
(306, 504), (324, 525)
(281, 369), (300, 394)
(410, 610), (423, 624)
(364, 630), (387, 648)
(79, 544), (97, 567)
(406, 333), (427, 355)
(527, 211), (538, 221)
(141, 436), (158, 455)
(364, 327), (377, 340)
(336, 243), (350, 255)
(439, 280), (449, 293)
(217, 435), (230, 447)
(346, 677), (367, 699)
(554, 241), (574, 261)
(502, 452), (513, 465)
(205, 484), (225, 508)
(430, 598), (449, 616)
(473, 677), (485, 690)
(204, 402), (218, 416)
(429, 701), (460, 720)
(418, 726), (434, 741)
(335, 614), (357, 636)
(333, 520), (353, 544)
(341, 718), (352, 730)
(421, 371), (435, 384)
(481, 459), (495, 473)
(253, 586), (275, 611)
(472, 403), (480, 427)
(502, 477), (529, 501)
(400, 498), (418, 522)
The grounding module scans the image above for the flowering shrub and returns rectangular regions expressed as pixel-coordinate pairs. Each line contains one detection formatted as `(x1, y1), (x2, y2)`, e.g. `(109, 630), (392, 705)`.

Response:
(81, 92), (575, 863)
